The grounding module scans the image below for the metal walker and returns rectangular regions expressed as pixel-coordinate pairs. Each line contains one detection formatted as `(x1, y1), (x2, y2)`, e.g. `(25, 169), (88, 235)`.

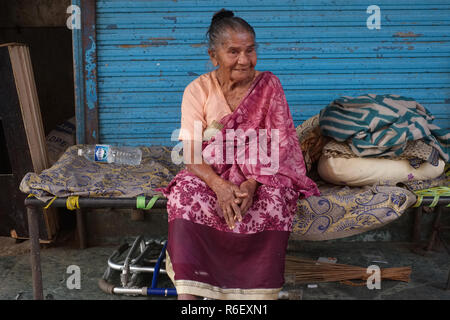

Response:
(98, 236), (177, 297)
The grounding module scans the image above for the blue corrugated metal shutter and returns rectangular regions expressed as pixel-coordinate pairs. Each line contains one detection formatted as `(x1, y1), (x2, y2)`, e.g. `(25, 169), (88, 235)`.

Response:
(94, 0), (450, 146)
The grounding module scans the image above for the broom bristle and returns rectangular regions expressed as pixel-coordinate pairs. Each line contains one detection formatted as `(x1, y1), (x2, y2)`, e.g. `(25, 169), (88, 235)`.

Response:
(285, 256), (411, 284)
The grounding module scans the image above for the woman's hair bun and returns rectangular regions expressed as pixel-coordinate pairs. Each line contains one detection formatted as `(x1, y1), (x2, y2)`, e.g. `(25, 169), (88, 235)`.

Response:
(207, 8), (255, 49)
(212, 9), (234, 24)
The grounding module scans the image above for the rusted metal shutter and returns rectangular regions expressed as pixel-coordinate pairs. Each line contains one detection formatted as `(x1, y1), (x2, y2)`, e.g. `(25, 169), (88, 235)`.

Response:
(74, 0), (450, 146)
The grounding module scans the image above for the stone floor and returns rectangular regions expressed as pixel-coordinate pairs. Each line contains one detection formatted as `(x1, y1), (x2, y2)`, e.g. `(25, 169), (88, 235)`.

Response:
(0, 234), (449, 301)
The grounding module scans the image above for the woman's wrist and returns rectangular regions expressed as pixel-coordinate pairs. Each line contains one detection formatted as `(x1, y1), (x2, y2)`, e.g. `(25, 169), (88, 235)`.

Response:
(245, 178), (259, 188)
(186, 163), (222, 193)
(241, 178), (259, 193)
(208, 175), (224, 194)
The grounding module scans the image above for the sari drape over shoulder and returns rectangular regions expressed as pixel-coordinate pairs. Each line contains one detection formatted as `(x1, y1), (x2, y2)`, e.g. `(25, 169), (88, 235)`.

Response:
(158, 71), (319, 299)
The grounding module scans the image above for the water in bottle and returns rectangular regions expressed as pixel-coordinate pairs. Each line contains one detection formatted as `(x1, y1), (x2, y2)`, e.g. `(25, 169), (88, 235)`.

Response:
(78, 145), (142, 165)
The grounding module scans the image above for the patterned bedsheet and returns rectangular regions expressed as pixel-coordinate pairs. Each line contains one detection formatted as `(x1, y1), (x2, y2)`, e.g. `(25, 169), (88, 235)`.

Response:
(20, 145), (182, 202)
(19, 145), (448, 241)
(292, 182), (415, 240)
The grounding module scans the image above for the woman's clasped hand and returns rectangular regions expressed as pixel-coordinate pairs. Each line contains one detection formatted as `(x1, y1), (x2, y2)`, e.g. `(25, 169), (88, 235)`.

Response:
(211, 177), (259, 229)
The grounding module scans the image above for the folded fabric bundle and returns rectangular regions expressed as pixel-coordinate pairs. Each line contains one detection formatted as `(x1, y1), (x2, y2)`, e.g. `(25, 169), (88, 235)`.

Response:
(319, 94), (450, 162)
(297, 95), (449, 187)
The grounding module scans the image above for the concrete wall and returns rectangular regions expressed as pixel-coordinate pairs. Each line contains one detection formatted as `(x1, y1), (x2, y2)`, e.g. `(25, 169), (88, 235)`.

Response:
(0, 0), (71, 28)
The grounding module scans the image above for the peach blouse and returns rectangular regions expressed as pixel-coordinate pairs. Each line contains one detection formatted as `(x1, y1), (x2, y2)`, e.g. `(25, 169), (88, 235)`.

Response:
(178, 70), (233, 141)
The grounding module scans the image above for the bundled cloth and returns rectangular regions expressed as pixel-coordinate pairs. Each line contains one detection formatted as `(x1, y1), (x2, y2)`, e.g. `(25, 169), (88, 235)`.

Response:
(319, 94), (450, 162)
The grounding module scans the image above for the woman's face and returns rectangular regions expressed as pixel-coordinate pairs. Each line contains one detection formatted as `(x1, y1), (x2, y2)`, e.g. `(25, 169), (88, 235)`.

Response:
(209, 29), (257, 83)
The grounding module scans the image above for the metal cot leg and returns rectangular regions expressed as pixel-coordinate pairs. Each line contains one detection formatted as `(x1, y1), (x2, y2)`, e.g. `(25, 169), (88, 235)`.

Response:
(26, 205), (44, 300)
(426, 206), (442, 252)
(413, 206), (422, 244)
(76, 208), (87, 249)
(447, 267), (450, 291)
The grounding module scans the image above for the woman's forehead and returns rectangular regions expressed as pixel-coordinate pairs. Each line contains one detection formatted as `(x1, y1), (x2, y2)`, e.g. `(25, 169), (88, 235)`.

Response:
(220, 30), (255, 48)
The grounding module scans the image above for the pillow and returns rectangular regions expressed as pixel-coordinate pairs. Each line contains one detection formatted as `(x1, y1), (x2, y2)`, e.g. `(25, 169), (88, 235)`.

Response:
(317, 155), (445, 187)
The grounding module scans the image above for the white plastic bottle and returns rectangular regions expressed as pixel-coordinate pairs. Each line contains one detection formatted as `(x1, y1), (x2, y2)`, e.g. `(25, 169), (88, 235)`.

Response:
(77, 145), (142, 165)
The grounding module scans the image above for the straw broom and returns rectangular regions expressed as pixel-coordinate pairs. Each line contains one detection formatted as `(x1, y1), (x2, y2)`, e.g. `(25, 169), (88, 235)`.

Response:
(285, 256), (411, 285)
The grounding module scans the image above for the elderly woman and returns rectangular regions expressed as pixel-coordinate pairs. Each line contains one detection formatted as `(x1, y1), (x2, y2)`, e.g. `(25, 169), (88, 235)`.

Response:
(159, 9), (319, 300)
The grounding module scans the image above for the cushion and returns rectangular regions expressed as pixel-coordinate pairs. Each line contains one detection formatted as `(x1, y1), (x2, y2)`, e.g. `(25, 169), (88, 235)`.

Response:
(317, 155), (445, 187)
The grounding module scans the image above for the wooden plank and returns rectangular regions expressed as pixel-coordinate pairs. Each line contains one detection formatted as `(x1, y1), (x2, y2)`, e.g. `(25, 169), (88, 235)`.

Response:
(8, 45), (49, 173)
(0, 44), (58, 240)
(15, 45), (58, 238)
(9, 44), (58, 240)
(0, 46), (35, 238)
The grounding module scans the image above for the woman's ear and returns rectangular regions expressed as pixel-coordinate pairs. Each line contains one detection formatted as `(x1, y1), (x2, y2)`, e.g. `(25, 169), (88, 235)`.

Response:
(208, 49), (218, 67)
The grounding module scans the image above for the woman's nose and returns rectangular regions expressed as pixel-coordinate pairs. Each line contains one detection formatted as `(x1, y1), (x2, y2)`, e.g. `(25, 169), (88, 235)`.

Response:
(237, 52), (250, 65)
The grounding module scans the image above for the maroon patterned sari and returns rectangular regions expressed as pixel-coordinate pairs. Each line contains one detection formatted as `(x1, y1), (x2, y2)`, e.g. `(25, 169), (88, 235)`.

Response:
(159, 71), (319, 299)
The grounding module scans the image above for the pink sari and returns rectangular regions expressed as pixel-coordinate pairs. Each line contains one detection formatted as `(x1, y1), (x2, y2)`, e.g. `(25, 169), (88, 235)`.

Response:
(159, 71), (319, 299)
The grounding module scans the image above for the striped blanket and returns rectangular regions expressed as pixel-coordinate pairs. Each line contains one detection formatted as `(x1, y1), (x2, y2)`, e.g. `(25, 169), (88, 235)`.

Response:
(319, 94), (450, 162)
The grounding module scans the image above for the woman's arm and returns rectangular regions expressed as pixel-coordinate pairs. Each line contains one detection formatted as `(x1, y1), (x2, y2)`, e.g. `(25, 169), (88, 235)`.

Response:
(183, 140), (246, 229)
